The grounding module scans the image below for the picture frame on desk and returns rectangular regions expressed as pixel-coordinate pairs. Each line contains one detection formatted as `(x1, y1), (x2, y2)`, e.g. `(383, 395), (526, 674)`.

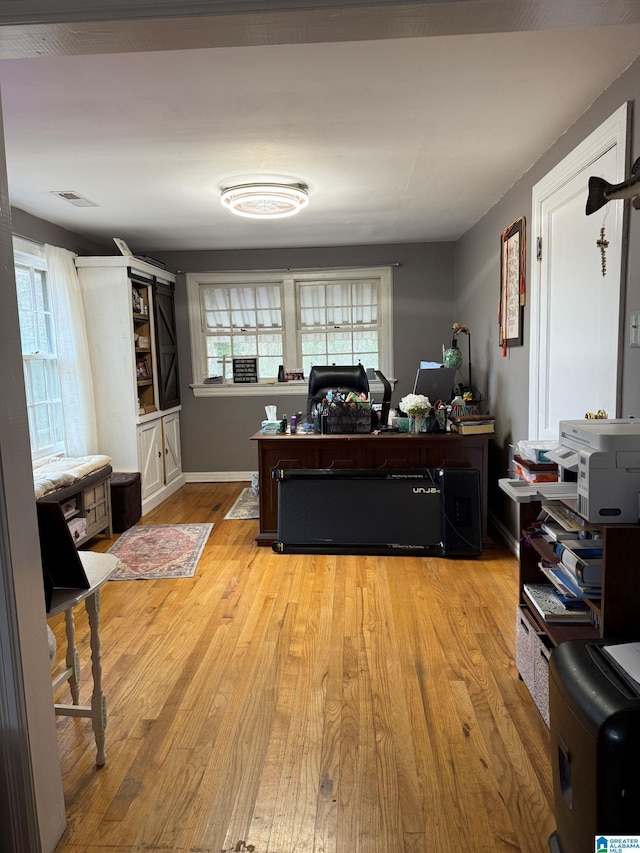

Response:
(136, 357), (150, 380)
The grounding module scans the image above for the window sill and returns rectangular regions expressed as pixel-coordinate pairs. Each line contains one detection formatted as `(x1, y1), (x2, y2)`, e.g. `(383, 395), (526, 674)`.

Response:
(190, 379), (396, 398)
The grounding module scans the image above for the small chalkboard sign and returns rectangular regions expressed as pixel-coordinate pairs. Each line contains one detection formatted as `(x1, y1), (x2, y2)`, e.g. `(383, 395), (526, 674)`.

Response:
(232, 357), (258, 383)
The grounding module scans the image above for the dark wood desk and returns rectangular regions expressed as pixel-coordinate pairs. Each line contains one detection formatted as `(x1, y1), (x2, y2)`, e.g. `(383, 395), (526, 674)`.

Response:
(251, 431), (492, 547)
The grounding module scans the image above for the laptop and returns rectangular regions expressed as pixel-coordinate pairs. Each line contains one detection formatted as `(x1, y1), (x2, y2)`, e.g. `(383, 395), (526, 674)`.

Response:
(413, 367), (456, 403)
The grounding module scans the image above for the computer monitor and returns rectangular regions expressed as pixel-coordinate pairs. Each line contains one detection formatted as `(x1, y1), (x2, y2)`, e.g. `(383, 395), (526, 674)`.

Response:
(413, 366), (456, 403)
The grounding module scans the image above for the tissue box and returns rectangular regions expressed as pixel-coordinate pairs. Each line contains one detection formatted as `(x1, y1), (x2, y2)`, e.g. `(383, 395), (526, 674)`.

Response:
(261, 420), (281, 434)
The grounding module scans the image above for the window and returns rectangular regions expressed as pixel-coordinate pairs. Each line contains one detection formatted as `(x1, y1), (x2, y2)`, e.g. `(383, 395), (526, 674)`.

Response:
(14, 243), (64, 457)
(298, 277), (380, 377)
(187, 267), (393, 396)
(201, 282), (284, 382)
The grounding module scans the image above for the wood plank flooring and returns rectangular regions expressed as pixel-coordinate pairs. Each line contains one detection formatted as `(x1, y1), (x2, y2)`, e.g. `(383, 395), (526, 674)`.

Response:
(50, 482), (555, 853)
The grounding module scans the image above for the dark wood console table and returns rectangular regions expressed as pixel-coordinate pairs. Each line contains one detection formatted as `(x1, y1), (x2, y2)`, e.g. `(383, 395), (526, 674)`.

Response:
(251, 432), (492, 547)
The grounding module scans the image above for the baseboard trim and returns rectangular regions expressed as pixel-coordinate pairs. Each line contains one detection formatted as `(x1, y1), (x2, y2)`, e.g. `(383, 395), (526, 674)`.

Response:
(184, 471), (256, 483)
(489, 510), (520, 557)
(141, 474), (186, 515)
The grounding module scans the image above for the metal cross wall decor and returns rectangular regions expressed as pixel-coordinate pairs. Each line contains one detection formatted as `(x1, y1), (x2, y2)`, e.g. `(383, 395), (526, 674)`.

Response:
(596, 226), (609, 277)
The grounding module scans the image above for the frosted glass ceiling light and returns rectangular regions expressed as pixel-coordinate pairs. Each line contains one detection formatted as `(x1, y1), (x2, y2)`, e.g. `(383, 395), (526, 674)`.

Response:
(220, 182), (309, 219)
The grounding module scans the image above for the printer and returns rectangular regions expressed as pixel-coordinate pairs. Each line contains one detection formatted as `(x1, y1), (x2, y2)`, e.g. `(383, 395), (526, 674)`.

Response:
(548, 419), (640, 523)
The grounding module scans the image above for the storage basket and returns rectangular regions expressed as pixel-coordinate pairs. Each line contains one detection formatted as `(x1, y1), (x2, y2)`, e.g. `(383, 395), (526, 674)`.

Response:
(326, 402), (371, 434)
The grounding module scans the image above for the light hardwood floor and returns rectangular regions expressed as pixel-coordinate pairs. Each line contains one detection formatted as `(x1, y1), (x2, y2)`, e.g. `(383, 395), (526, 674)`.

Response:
(50, 482), (555, 853)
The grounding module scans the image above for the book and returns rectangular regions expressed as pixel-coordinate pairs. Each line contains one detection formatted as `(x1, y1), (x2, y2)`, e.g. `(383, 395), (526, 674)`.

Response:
(540, 520), (580, 542)
(539, 561), (601, 600)
(552, 539), (603, 561)
(450, 414), (496, 422)
(554, 560), (601, 595)
(523, 583), (591, 622)
(542, 501), (600, 535)
(542, 501), (585, 531)
(450, 421), (495, 435)
(558, 550), (602, 585)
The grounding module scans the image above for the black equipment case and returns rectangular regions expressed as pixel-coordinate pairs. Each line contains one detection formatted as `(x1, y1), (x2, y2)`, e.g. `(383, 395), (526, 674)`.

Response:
(272, 467), (482, 557)
(548, 638), (640, 853)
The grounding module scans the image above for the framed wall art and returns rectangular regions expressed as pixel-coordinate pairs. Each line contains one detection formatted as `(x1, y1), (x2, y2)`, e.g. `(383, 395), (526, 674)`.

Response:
(499, 216), (526, 353)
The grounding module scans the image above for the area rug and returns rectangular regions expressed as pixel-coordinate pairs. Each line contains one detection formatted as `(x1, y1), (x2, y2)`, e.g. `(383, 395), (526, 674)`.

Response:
(225, 487), (259, 520)
(108, 523), (213, 580)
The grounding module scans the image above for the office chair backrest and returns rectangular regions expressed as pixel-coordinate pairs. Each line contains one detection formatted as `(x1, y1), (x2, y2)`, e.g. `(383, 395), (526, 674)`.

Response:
(306, 364), (369, 422)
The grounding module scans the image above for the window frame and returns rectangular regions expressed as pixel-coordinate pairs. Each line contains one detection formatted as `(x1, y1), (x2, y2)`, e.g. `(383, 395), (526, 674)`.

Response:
(13, 238), (65, 459)
(187, 266), (394, 397)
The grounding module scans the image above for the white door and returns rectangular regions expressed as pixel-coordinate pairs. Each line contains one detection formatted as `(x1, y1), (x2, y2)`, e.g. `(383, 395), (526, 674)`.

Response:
(137, 419), (164, 499)
(529, 104), (628, 440)
(162, 412), (181, 485)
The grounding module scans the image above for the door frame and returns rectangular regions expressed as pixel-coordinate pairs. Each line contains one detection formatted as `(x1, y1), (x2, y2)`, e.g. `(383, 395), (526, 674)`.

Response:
(528, 102), (630, 438)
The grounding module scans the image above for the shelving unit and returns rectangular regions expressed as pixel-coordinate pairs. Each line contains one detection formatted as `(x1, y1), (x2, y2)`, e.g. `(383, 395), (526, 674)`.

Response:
(512, 489), (640, 723)
(38, 467), (112, 548)
(75, 256), (184, 513)
(132, 280), (156, 414)
(518, 497), (640, 642)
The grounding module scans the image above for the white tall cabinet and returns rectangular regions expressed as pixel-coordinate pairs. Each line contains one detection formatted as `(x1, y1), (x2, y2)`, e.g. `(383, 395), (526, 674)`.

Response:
(76, 256), (184, 514)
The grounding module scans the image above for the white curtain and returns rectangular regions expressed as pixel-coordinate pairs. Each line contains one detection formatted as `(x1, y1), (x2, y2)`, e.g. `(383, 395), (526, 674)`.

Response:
(44, 245), (98, 456)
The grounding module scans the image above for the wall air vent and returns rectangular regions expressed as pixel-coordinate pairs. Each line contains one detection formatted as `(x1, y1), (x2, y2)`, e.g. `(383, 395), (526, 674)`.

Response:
(51, 191), (98, 207)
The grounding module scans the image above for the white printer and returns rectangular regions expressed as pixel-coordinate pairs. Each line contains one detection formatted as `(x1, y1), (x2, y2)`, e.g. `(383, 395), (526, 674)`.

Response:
(548, 419), (640, 523)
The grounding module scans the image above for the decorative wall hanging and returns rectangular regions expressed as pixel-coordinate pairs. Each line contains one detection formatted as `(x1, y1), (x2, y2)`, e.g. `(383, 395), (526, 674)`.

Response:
(596, 225), (609, 277)
(499, 216), (526, 355)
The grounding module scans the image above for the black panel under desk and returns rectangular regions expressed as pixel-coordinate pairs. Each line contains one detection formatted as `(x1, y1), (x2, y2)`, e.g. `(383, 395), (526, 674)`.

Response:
(273, 467), (482, 557)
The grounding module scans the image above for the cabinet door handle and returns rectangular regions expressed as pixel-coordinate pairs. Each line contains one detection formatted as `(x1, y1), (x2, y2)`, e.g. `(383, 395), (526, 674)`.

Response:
(158, 450), (162, 458)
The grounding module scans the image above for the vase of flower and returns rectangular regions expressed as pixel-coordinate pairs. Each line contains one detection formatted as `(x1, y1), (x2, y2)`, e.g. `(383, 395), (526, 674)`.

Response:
(399, 393), (432, 435)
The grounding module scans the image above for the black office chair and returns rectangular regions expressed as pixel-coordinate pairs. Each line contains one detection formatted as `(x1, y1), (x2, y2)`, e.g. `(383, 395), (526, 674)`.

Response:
(306, 364), (369, 423)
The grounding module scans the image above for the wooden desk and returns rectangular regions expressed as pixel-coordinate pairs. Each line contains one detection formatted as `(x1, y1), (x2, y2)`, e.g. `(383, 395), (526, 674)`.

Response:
(48, 551), (118, 766)
(251, 431), (492, 547)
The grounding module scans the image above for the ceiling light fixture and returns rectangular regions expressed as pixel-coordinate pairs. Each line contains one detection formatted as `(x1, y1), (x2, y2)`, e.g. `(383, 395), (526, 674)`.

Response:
(220, 182), (309, 219)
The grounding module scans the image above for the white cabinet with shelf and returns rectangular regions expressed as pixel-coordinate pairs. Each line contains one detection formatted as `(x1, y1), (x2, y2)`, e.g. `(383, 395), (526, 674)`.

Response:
(76, 256), (184, 513)
(162, 411), (181, 485)
(137, 412), (181, 502)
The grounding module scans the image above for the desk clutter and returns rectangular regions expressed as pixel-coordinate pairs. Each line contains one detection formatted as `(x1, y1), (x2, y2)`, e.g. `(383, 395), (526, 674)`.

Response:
(511, 439), (559, 483)
(262, 392), (374, 435)
(449, 414), (496, 435)
(262, 402), (497, 436)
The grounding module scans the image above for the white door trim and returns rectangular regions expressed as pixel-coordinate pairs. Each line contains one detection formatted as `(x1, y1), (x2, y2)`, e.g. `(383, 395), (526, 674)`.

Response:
(529, 102), (629, 438)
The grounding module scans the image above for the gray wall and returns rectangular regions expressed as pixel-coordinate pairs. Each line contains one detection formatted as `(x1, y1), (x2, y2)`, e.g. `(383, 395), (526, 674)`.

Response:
(154, 242), (456, 474)
(454, 55), (640, 539)
(11, 207), (113, 256)
(8, 213), (457, 477)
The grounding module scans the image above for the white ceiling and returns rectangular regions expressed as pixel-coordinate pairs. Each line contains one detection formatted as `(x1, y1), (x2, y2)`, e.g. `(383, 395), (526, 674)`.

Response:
(1, 21), (640, 252)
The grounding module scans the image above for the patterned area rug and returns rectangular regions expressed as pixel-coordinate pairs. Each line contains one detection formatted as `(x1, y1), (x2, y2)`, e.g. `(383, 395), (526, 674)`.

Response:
(108, 523), (213, 580)
(225, 487), (259, 520)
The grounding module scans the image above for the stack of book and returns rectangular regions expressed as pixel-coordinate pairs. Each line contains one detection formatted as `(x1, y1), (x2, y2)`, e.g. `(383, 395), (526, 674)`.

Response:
(527, 503), (603, 623)
(523, 582), (592, 623)
(512, 453), (558, 484)
(449, 414), (495, 435)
